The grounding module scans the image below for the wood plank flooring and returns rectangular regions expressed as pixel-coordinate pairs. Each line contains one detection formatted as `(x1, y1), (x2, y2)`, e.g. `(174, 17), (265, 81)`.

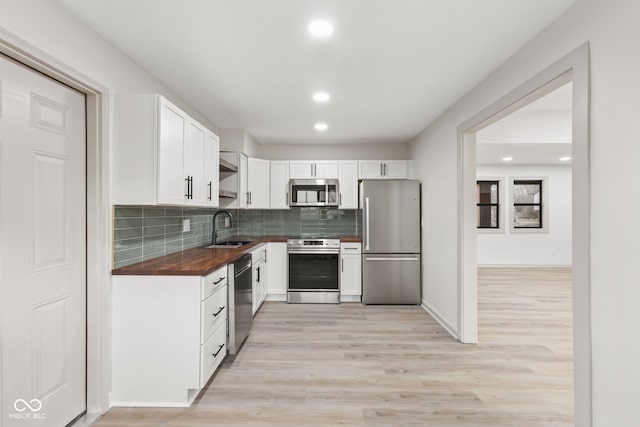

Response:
(96, 267), (574, 426)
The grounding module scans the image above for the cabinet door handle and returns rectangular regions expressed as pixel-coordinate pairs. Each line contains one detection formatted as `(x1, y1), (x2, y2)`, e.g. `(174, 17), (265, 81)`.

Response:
(189, 176), (194, 199)
(341, 258), (344, 272)
(339, 193), (342, 206)
(185, 176), (190, 198)
(212, 306), (225, 317)
(213, 276), (225, 285)
(208, 181), (212, 201)
(212, 343), (225, 357)
(380, 163), (383, 176)
(384, 163), (387, 176)
(257, 266), (260, 283)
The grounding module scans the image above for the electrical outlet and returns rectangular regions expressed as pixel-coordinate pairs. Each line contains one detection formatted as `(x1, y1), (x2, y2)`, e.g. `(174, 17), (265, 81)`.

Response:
(182, 219), (190, 232)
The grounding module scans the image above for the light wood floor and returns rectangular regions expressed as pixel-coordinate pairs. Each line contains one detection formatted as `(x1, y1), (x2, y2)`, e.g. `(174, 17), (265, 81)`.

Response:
(96, 267), (574, 426)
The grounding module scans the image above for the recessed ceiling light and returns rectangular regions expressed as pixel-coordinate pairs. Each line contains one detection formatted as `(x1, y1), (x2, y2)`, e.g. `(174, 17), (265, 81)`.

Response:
(502, 156), (513, 162)
(559, 156), (572, 161)
(314, 122), (328, 131)
(308, 20), (334, 38)
(313, 92), (330, 102)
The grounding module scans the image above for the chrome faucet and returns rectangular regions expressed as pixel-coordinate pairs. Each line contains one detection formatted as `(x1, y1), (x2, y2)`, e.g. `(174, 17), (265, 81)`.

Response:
(211, 210), (234, 245)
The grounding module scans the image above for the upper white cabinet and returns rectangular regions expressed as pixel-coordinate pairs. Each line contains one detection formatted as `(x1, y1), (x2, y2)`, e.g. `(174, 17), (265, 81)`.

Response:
(338, 161), (358, 209)
(247, 158), (270, 209)
(113, 94), (219, 207)
(204, 132), (220, 207)
(270, 160), (290, 209)
(358, 160), (408, 180)
(219, 151), (248, 209)
(290, 160), (339, 179)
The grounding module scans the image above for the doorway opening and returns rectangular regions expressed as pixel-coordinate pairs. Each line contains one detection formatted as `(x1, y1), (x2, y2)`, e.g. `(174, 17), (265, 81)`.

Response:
(475, 80), (575, 420)
(457, 43), (591, 425)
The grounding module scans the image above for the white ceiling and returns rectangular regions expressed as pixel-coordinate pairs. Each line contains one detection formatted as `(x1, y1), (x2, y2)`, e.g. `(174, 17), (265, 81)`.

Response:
(59, 0), (577, 144)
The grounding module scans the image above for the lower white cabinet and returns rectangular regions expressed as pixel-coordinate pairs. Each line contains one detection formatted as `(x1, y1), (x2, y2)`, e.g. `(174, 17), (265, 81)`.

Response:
(111, 265), (228, 407)
(340, 242), (362, 301)
(266, 242), (287, 301)
(251, 244), (268, 314)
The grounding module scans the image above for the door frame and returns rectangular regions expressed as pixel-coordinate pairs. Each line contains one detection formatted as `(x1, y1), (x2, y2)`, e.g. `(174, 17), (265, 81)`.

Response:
(0, 28), (112, 422)
(457, 43), (591, 425)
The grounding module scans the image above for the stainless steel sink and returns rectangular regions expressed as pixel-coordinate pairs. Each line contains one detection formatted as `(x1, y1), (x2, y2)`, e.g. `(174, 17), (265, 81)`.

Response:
(205, 240), (252, 249)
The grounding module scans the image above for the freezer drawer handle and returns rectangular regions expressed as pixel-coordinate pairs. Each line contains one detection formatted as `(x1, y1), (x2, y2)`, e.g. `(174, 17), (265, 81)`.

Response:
(365, 257), (419, 262)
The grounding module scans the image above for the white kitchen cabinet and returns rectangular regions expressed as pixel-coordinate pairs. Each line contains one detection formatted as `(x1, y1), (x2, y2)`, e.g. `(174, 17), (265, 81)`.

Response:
(111, 265), (228, 406)
(247, 157), (270, 209)
(289, 160), (339, 179)
(204, 131), (220, 207)
(219, 151), (248, 208)
(251, 244), (268, 314)
(266, 242), (287, 301)
(338, 160), (359, 209)
(270, 160), (290, 209)
(340, 242), (362, 302)
(358, 160), (408, 180)
(113, 94), (219, 207)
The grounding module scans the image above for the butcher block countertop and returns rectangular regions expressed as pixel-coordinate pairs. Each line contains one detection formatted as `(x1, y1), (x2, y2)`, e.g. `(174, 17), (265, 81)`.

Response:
(112, 236), (361, 276)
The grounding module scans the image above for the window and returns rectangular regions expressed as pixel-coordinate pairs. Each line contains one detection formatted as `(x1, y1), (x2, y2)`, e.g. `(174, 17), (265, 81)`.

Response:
(477, 180), (499, 228)
(512, 180), (542, 228)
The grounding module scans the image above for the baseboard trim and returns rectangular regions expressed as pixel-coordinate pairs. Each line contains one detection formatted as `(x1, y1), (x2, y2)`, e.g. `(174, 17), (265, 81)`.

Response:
(265, 294), (286, 302)
(421, 300), (458, 339)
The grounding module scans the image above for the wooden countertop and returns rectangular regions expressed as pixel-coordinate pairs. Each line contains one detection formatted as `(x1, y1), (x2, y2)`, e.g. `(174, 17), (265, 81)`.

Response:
(112, 236), (361, 277)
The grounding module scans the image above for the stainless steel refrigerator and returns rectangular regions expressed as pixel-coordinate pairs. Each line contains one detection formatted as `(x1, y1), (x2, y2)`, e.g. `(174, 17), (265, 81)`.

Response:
(360, 180), (421, 304)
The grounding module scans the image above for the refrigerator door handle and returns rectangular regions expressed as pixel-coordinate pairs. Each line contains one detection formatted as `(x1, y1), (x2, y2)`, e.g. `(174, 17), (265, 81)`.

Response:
(364, 197), (370, 251)
(365, 257), (420, 262)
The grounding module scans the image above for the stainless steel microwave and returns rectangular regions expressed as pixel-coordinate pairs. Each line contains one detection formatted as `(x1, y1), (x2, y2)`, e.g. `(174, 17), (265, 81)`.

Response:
(288, 179), (339, 207)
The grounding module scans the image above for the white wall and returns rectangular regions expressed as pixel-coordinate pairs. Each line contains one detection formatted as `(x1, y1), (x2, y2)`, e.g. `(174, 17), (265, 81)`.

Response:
(408, 0), (640, 424)
(258, 142), (409, 160)
(477, 165), (571, 266)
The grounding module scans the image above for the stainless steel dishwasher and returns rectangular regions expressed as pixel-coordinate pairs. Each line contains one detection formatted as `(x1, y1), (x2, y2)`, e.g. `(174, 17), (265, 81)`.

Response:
(228, 253), (253, 355)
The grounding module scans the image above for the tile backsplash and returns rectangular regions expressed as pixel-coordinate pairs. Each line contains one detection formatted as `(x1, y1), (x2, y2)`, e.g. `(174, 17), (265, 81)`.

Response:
(113, 206), (361, 269)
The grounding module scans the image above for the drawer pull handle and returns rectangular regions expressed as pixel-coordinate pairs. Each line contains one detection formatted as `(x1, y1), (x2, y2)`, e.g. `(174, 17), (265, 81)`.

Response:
(213, 277), (226, 285)
(212, 344), (225, 357)
(212, 306), (225, 317)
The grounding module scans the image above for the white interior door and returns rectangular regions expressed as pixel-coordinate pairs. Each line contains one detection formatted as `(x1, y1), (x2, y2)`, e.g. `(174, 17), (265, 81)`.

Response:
(0, 54), (86, 426)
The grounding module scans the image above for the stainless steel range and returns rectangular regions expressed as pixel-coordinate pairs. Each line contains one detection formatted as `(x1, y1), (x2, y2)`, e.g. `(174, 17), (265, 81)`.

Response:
(287, 238), (340, 304)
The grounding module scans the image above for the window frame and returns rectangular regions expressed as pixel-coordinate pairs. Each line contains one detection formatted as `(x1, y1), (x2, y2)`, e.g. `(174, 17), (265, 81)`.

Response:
(476, 176), (504, 234)
(510, 176), (548, 234)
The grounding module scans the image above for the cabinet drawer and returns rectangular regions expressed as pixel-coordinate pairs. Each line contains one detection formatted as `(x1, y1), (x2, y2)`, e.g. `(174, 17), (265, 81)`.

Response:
(200, 320), (227, 388)
(340, 242), (362, 254)
(202, 265), (227, 300)
(201, 285), (227, 343)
